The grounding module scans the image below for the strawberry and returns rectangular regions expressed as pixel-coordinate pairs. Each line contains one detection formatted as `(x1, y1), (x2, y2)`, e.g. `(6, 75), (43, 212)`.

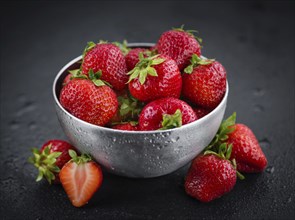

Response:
(157, 26), (201, 71)
(193, 107), (211, 119)
(28, 140), (77, 184)
(112, 122), (139, 131)
(128, 54), (182, 102)
(227, 124), (268, 173)
(81, 42), (128, 91)
(60, 150), (103, 207)
(63, 74), (72, 86)
(139, 97), (197, 131)
(185, 154), (237, 202)
(60, 77), (118, 126)
(206, 112), (267, 173)
(182, 54), (227, 109)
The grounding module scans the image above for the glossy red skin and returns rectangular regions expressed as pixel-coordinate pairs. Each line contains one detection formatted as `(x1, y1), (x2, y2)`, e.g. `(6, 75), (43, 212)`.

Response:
(112, 123), (139, 131)
(60, 79), (118, 126)
(193, 107), (211, 119)
(227, 124), (268, 173)
(63, 74), (72, 86)
(125, 48), (147, 71)
(182, 61), (227, 109)
(41, 140), (76, 184)
(82, 43), (128, 91)
(139, 97), (197, 131)
(157, 30), (201, 71)
(185, 154), (236, 202)
(129, 55), (182, 102)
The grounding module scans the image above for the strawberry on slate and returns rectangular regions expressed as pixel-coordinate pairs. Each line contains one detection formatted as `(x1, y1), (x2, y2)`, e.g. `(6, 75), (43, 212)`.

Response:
(157, 25), (202, 71)
(182, 54), (227, 109)
(227, 124), (268, 173)
(60, 150), (103, 207)
(139, 97), (197, 131)
(185, 154), (237, 202)
(60, 72), (118, 126)
(28, 140), (77, 184)
(81, 42), (128, 90)
(206, 112), (268, 173)
(128, 54), (182, 102)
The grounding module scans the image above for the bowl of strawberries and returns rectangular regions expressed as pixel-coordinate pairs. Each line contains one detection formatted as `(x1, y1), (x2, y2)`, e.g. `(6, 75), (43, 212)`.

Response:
(53, 27), (228, 178)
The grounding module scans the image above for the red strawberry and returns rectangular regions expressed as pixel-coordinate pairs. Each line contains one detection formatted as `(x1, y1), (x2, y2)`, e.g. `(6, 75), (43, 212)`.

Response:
(139, 97), (197, 131)
(63, 74), (72, 86)
(193, 107), (211, 119)
(112, 122), (139, 131)
(60, 150), (103, 207)
(125, 48), (148, 71)
(182, 54), (227, 109)
(28, 140), (77, 184)
(60, 78), (118, 126)
(227, 124), (268, 173)
(185, 154), (236, 202)
(128, 54), (182, 102)
(81, 42), (128, 91)
(157, 26), (201, 71)
(207, 112), (267, 173)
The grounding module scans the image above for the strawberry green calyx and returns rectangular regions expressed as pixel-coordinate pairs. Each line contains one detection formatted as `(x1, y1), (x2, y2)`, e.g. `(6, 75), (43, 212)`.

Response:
(28, 145), (62, 184)
(206, 112), (236, 151)
(160, 109), (182, 130)
(118, 95), (143, 120)
(203, 112), (245, 180)
(88, 69), (112, 87)
(68, 150), (92, 165)
(127, 54), (165, 85)
(113, 40), (130, 55)
(173, 24), (203, 44)
(69, 69), (88, 80)
(184, 54), (215, 74)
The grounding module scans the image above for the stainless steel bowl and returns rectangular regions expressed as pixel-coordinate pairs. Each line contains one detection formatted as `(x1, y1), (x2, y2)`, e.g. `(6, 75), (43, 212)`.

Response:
(53, 43), (228, 178)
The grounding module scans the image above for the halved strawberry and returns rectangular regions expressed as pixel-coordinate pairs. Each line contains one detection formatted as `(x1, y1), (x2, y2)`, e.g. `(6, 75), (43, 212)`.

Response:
(59, 150), (103, 207)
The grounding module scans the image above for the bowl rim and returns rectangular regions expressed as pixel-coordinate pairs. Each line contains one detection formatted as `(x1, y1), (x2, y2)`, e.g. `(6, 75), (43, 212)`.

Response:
(52, 43), (228, 134)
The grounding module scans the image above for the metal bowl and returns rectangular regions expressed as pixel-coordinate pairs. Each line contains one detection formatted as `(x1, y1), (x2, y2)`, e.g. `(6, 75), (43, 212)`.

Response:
(52, 43), (228, 178)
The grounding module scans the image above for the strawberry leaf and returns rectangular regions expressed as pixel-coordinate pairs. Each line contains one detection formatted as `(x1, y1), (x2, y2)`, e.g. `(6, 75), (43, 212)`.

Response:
(160, 109), (182, 130)
(127, 54), (165, 85)
(28, 145), (63, 184)
(184, 54), (215, 74)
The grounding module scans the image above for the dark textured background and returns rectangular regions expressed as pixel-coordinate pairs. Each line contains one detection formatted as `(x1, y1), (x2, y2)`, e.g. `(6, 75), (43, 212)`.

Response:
(0, 1), (294, 219)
